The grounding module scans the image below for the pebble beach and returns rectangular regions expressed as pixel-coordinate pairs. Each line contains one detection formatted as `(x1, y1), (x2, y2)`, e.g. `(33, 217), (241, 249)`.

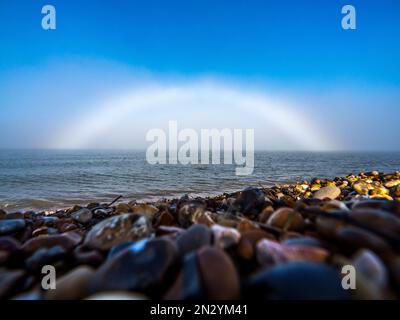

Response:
(1, 170), (400, 300)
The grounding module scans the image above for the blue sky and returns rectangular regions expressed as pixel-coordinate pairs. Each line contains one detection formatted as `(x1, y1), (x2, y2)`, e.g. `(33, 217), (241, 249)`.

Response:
(0, 0), (399, 150)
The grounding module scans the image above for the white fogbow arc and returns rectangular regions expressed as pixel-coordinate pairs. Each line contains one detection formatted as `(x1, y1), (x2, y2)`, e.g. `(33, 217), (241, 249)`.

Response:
(52, 81), (337, 150)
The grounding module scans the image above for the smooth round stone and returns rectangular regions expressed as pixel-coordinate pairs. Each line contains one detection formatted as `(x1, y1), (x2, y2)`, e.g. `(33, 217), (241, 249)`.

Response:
(164, 253), (203, 300)
(46, 266), (95, 300)
(237, 218), (258, 233)
(197, 247), (240, 299)
(86, 291), (148, 300)
(267, 208), (304, 231)
(55, 217), (75, 230)
(389, 256), (400, 289)
(321, 200), (349, 211)
(115, 203), (131, 213)
(41, 216), (59, 227)
(0, 219), (26, 236)
(353, 182), (370, 195)
(282, 236), (323, 248)
(351, 200), (385, 211)
(154, 211), (175, 227)
(315, 217), (345, 237)
(25, 245), (66, 270)
(0, 236), (21, 254)
(232, 187), (266, 215)
(256, 239), (329, 266)
(192, 210), (215, 226)
(249, 262), (348, 299)
(258, 206), (274, 223)
(237, 230), (275, 260)
(73, 246), (104, 266)
(156, 226), (185, 237)
(89, 238), (177, 294)
(22, 232), (82, 255)
(131, 204), (159, 219)
(4, 212), (24, 219)
(71, 208), (93, 224)
(84, 213), (152, 250)
(352, 249), (388, 299)
(350, 209), (400, 234)
(336, 226), (391, 256)
(313, 186), (341, 200)
(107, 240), (137, 259)
(46, 227), (59, 235)
(177, 201), (209, 227)
(32, 226), (48, 237)
(0, 250), (9, 264)
(11, 289), (43, 300)
(370, 186), (390, 196)
(176, 224), (212, 256)
(384, 180), (400, 188)
(211, 224), (241, 249)
(0, 269), (26, 299)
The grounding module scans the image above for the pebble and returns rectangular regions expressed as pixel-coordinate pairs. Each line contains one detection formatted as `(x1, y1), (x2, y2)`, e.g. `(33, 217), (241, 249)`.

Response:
(154, 211), (175, 227)
(4, 212), (24, 219)
(335, 226), (392, 256)
(22, 232), (82, 255)
(46, 266), (95, 300)
(73, 245), (104, 266)
(321, 200), (349, 211)
(231, 187), (266, 215)
(352, 249), (388, 299)
(197, 247), (240, 299)
(115, 203), (131, 213)
(164, 253), (203, 300)
(282, 236), (323, 248)
(351, 200), (386, 211)
(32, 226), (49, 237)
(177, 202), (206, 228)
(0, 269), (25, 299)
(0, 209), (6, 219)
(384, 180), (400, 188)
(192, 210), (215, 226)
(237, 229), (275, 260)
(258, 205), (274, 223)
(315, 217), (345, 237)
(176, 224), (212, 256)
(349, 208), (400, 235)
(249, 262), (348, 299)
(211, 224), (241, 249)
(0, 236), (21, 254)
(107, 240), (137, 259)
(131, 204), (159, 219)
(89, 238), (177, 295)
(71, 208), (93, 224)
(85, 291), (148, 300)
(313, 186), (341, 200)
(41, 216), (59, 227)
(0, 219), (26, 236)
(267, 208), (305, 231)
(354, 182), (370, 195)
(84, 213), (152, 250)
(25, 245), (66, 270)
(0, 250), (9, 264)
(256, 239), (329, 266)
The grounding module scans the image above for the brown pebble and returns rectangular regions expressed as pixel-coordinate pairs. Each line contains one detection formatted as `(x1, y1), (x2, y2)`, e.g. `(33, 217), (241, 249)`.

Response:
(267, 208), (305, 231)
(197, 247), (240, 299)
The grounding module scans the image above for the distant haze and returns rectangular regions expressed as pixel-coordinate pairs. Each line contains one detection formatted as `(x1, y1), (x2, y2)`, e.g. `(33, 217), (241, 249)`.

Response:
(0, 60), (399, 151)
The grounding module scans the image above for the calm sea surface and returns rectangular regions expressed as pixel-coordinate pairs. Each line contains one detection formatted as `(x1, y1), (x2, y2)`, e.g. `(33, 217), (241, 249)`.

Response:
(1, 150), (400, 211)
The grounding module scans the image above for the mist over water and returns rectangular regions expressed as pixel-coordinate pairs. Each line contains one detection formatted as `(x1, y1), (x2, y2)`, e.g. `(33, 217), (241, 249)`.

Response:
(0, 150), (400, 211)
